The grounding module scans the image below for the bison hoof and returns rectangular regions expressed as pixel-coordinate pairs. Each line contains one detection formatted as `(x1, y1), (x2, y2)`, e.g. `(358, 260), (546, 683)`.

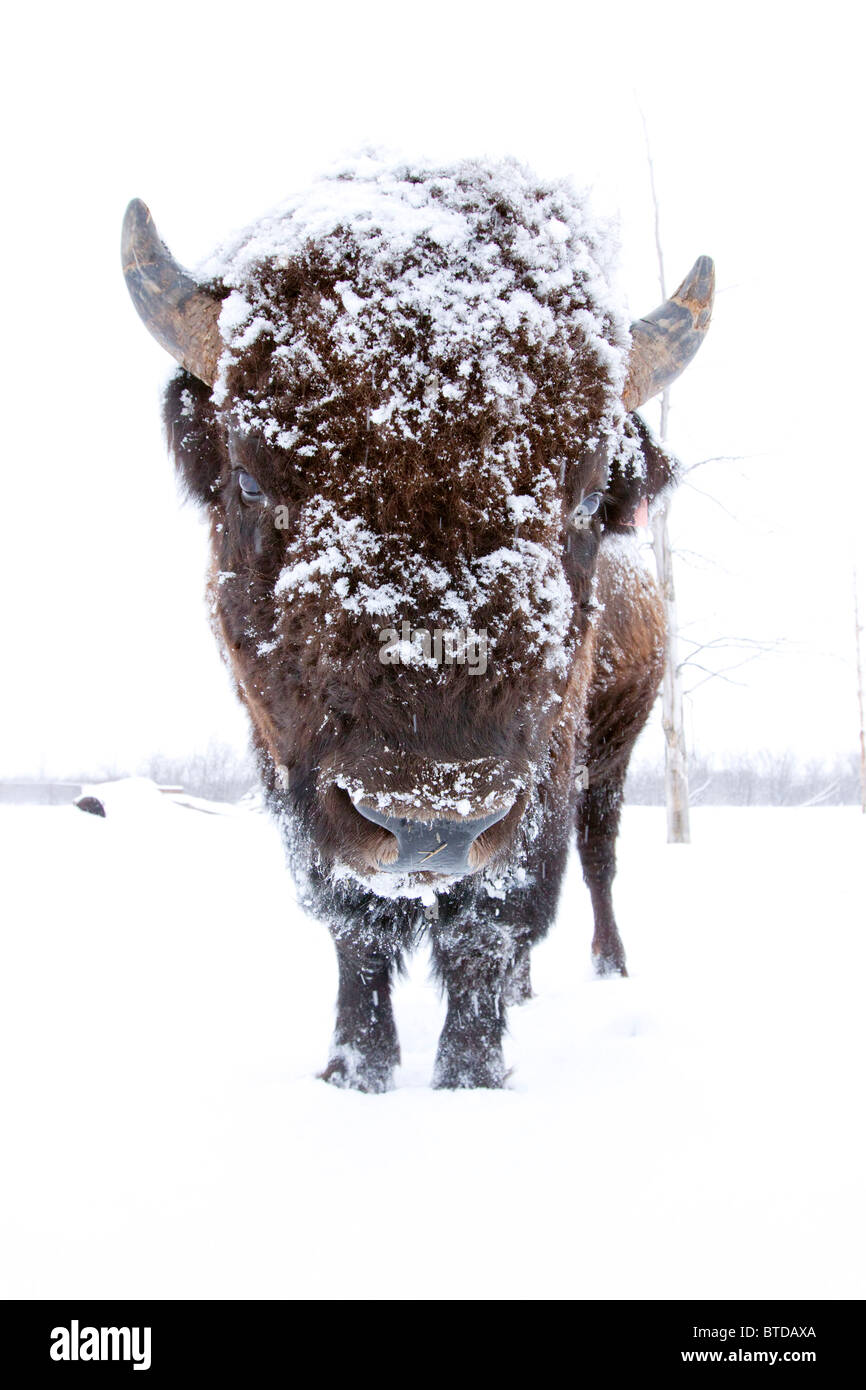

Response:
(320, 1047), (395, 1095)
(432, 1051), (507, 1091)
(592, 949), (628, 979)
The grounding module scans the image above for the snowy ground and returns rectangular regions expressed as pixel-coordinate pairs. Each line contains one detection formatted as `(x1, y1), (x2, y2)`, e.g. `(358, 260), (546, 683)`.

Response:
(1, 783), (863, 1300)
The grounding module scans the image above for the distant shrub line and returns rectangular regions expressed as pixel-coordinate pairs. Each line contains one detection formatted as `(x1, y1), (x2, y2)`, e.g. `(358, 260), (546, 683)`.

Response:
(625, 751), (862, 807)
(2, 747), (861, 808)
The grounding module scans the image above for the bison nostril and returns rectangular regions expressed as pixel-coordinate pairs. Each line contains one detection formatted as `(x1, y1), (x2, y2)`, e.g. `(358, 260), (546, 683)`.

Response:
(354, 803), (512, 876)
(326, 788), (400, 869)
(467, 797), (523, 869)
(373, 833), (400, 866)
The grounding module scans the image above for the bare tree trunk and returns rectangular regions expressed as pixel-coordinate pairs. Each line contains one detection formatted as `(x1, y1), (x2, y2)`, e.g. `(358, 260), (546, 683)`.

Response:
(652, 480), (691, 842)
(643, 119), (691, 843)
(855, 571), (866, 815)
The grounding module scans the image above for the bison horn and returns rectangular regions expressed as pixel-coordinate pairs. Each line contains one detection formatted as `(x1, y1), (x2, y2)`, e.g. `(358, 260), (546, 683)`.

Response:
(121, 199), (223, 388)
(623, 256), (715, 413)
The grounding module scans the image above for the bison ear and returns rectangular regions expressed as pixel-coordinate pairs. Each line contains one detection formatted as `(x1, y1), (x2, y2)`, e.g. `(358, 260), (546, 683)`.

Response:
(602, 415), (678, 533)
(163, 370), (227, 506)
(631, 413), (678, 501)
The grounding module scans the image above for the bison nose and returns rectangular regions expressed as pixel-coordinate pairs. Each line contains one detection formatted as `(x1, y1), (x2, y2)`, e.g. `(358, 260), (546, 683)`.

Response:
(354, 803), (511, 876)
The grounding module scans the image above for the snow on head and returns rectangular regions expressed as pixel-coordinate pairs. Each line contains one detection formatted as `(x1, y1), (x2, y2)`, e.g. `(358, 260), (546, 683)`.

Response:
(203, 153), (643, 680)
(207, 152), (630, 429)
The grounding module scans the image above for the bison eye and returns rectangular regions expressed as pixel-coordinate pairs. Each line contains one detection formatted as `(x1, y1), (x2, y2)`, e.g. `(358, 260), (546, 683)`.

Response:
(568, 492), (602, 530)
(237, 471), (265, 504)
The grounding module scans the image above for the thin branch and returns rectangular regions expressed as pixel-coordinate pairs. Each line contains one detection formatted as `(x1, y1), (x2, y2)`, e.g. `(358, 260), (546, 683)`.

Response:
(677, 634), (783, 660)
(680, 454), (747, 475)
(667, 546), (725, 571)
(689, 776), (713, 798)
(640, 110), (666, 302)
(855, 567), (866, 813)
(681, 653), (765, 691)
(797, 780), (841, 808)
(679, 479), (749, 526)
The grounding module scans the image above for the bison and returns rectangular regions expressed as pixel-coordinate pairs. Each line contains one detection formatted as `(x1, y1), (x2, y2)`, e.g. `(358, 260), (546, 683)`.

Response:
(122, 156), (713, 1090)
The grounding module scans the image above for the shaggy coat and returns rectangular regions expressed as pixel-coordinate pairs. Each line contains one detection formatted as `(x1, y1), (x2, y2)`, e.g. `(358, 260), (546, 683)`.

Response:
(155, 160), (676, 1090)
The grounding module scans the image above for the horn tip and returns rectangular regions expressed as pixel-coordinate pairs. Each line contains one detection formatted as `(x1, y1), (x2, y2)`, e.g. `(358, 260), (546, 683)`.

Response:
(679, 255), (715, 307)
(122, 197), (151, 236)
(121, 198), (155, 271)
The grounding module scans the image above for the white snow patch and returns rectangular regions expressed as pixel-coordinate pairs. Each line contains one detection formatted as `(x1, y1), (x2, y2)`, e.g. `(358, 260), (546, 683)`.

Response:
(0, 801), (862, 1298)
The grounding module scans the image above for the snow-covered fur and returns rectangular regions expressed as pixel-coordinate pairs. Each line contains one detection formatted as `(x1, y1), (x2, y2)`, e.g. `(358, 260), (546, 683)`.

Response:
(163, 155), (672, 1089)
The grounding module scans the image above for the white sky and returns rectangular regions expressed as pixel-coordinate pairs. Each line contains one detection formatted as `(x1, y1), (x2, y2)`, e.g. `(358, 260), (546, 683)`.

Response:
(2, 0), (864, 777)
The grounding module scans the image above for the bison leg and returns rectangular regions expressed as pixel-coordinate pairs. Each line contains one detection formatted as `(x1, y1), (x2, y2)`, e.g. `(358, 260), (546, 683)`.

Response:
(578, 539), (666, 976)
(432, 988), (507, 1090)
(430, 824), (571, 1086)
(321, 947), (400, 1094)
(430, 919), (510, 1090)
(576, 774), (629, 977)
(503, 947), (533, 1005)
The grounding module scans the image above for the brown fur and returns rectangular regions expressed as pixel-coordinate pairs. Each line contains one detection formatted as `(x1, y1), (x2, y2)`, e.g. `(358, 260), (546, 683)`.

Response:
(165, 360), (670, 1084)
(150, 168), (681, 1091)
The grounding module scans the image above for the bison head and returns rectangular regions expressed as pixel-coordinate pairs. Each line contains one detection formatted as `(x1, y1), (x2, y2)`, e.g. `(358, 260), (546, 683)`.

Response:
(122, 157), (711, 896)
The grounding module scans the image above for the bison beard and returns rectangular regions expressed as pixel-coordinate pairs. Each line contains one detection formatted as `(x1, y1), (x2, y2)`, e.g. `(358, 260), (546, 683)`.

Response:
(123, 155), (712, 1090)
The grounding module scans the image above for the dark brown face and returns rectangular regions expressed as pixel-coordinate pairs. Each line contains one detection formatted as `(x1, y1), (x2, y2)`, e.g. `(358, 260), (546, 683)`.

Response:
(165, 358), (619, 888)
(155, 160), (665, 890)
(223, 423), (608, 881)
(126, 156), (709, 894)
